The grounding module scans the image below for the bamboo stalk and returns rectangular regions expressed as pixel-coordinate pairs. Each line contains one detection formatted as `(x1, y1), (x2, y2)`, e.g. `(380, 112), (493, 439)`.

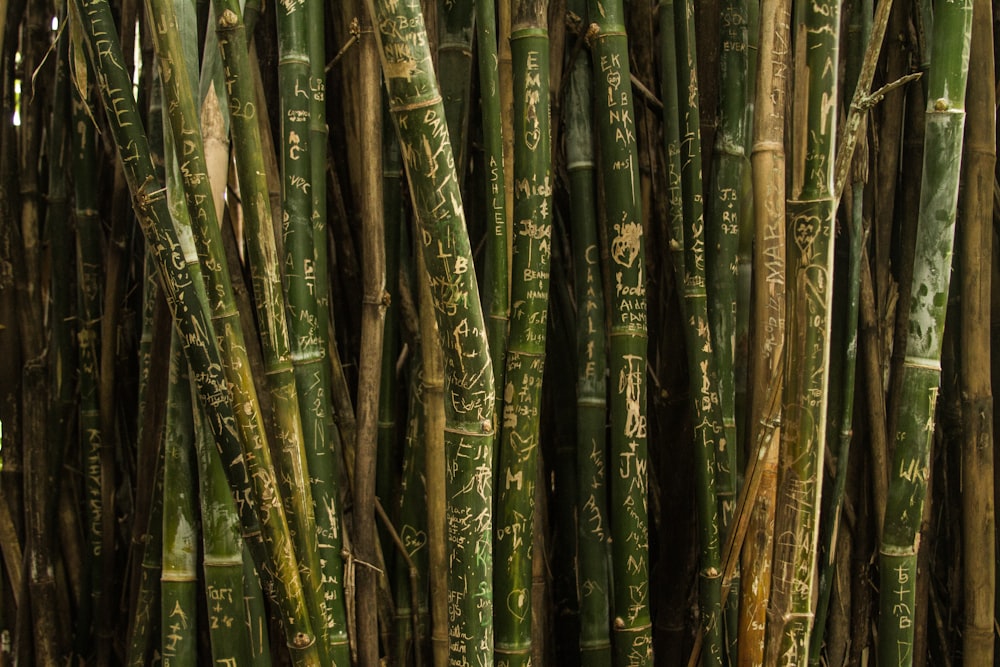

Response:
(565, 3), (611, 663)
(958, 3), (995, 663)
(664, 1), (724, 662)
(494, 0), (552, 661)
(762, 0), (841, 656)
(161, 333), (198, 667)
(354, 11), (387, 665)
(877, 0), (973, 659)
(589, 0), (652, 659)
(737, 0), (788, 659)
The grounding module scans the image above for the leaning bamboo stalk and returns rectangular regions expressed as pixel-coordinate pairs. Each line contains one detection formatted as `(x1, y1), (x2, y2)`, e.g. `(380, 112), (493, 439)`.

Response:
(589, 0), (653, 660)
(70, 1), (320, 661)
(493, 0), (552, 662)
(877, 0), (972, 661)
(667, 1), (725, 662)
(762, 0), (841, 656)
(565, 3), (611, 663)
(958, 3), (995, 663)
(737, 0), (787, 659)
(365, 0), (498, 660)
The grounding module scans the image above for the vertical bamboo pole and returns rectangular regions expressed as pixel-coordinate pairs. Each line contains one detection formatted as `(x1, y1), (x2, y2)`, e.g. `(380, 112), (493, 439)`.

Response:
(589, 0), (652, 661)
(958, 1), (994, 663)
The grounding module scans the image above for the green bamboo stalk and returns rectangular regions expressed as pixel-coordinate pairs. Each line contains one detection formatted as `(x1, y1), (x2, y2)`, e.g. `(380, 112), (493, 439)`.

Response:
(211, 3), (350, 660)
(127, 443), (165, 666)
(565, 5), (611, 663)
(393, 354), (431, 665)
(706, 0), (747, 532)
(705, 0), (749, 654)
(161, 334), (198, 667)
(192, 382), (253, 667)
(438, 0), (475, 179)
(958, 2), (995, 663)
(809, 0), (871, 658)
(665, 2), (724, 663)
(365, 0), (498, 660)
(589, 0), (652, 661)
(31, 18), (72, 663)
(493, 0), (552, 662)
(477, 0), (509, 440)
(737, 0), (787, 658)
(763, 0), (841, 657)
(877, 0), (972, 660)
(71, 48), (104, 660)
(70, 1), (321, 661)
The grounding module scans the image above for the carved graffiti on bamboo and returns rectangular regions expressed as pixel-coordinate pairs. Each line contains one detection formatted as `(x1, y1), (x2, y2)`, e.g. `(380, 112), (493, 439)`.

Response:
(611, 214), (642, 268)
(618, 353), (646, 439)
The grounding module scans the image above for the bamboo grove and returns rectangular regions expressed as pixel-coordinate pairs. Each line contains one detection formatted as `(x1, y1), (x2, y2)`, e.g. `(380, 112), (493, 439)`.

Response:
(0, 0), (996, 663)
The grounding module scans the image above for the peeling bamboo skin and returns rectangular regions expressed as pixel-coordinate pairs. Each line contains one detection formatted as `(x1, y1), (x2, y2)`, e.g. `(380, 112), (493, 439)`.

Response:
(494, 8), (551, 664)
(879, 22), (972, 661)
(588, 0), (652, 662)
(71, 1), (320, 661)
(366, 0), (497, 661)
(566, 9), (612, 660)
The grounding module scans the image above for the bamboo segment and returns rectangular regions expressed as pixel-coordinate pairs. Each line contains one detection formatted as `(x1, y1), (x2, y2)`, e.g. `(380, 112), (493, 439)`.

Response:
(438, 0), (475, 179)
(70, 1), (320, 661)
(365, 0), (497, 662)
(565, 5), (612, 659)
(764, 0), (841, 658)
(589, 0), (652, 662)
(494, 0), (552, 662)
(192, 389), (253, 667)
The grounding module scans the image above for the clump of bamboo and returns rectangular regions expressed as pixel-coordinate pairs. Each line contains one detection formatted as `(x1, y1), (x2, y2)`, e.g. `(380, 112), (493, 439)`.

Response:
(764, 0), (841, 658)
(364, 0), (498, 662)
(71, 1), (321, 661)
(877, 0), (973, 661)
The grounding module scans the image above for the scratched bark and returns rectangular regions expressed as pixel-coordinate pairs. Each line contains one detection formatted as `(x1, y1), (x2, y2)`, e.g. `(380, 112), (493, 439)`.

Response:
(566, 0), (612, 661)
(764, 0), (841, 660)
(738, 0), (788, 661)
(365, 0), (498, 662)
(663, 0), (725, 662)
(71, 0), (321, 662)
(589, 0), (653, 662)
(494, 0), (551, 662)
(878, 0), (973, 661)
